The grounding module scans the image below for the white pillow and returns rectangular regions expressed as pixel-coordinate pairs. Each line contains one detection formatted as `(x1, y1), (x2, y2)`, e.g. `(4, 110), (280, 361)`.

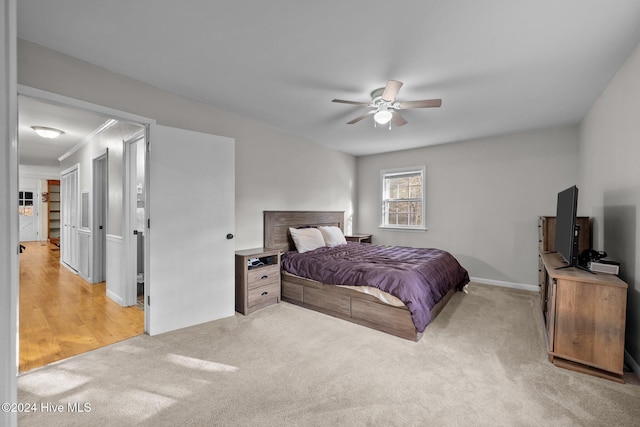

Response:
(289, 227), (325, 253)
(318, 226), (347, 247)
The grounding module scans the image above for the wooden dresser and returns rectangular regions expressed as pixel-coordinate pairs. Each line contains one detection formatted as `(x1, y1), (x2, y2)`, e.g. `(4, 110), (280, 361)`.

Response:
(539, 252), (627, 382)
(538, 216), (590, 254)
(235, 248), (281, 315)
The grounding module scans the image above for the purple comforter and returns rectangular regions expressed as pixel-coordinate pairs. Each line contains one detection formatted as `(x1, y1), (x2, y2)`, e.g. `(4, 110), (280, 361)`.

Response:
(281, 243), (469, 332)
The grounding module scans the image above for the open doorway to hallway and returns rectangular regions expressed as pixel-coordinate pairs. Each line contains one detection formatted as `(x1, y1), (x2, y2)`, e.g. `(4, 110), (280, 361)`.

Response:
(18, 92), (147, 372)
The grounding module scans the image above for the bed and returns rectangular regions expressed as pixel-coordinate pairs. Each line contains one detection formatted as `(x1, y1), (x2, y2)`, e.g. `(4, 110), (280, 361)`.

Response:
(264, 211), (469, 341)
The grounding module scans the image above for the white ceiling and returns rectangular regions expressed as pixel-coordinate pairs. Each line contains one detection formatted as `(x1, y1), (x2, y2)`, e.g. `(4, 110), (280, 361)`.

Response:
(18, 96), (113, 167)
(16, 0), (640, 157)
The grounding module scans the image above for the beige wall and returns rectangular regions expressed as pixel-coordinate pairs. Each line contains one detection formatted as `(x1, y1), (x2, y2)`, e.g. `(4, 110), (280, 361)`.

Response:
(17, 40), (356, 249)
(356, 125), (580, 287)
(579, 39), (640, 368)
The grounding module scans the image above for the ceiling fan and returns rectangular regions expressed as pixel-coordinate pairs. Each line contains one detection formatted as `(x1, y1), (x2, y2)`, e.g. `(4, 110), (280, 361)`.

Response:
(332, 80), (442, 128)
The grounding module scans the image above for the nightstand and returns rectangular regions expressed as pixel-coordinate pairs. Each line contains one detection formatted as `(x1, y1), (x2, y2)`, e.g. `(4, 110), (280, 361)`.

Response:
(345, 234), (372, 243)
(235, 247), (281, 315)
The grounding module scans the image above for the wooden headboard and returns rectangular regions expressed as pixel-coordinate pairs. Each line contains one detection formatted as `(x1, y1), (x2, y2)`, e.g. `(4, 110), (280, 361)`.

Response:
(264, 211), (344, 252)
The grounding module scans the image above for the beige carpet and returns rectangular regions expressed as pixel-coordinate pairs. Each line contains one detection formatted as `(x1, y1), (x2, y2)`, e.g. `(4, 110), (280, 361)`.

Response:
(17, 284), (640, 426)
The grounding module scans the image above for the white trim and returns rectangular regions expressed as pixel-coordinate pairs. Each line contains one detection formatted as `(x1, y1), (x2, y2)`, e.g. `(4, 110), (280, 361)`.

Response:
(470, 276), (539, 293)
(2, 2), (18, 425)
(58, 119), (117, 162)
(378, 225), (427, 232)
(106, 234), (125, 306)
(60, 261), (78, 274)
(625, 350), (640, 380)
(77, 228), (91, 282)
(106, 289), (123, 306)
(124, 129), (145, 144)
(60, 163), (79, 177)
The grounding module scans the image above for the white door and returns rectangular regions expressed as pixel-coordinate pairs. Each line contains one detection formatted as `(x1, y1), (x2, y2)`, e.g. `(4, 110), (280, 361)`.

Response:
(61, 167), (79, 271)
(147, 125), (235, 335)
(124, 134), (145, 306)
(18, 189), (38, 242)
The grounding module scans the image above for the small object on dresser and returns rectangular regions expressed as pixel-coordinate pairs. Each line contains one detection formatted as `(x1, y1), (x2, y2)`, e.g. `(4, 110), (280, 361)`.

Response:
(588, 260), (620, 275)
(247, 257), (264, 268)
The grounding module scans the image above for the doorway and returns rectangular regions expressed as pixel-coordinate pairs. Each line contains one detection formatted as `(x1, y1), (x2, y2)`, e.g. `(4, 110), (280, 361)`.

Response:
(17, 90), (148, 371)
(92, 152), (107, 283)
(124, 133), (146, 308)
(16, 85), (236, 362)
(18, 188), (38, 242)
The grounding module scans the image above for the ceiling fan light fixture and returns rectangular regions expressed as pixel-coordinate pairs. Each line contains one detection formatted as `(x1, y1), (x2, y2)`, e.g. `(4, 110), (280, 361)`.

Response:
(31, 126), (65, 139)
(373, 109), (393, 125)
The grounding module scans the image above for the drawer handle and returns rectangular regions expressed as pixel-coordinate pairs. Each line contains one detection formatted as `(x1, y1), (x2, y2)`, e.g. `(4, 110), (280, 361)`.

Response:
(261, 291), (268, 296)
(261, 275), (268, 280)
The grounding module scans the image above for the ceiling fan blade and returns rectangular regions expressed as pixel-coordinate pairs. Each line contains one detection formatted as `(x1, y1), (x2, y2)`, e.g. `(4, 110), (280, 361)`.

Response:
(332, 99), (370, 106)
(391, 111), (408, 127)
(398, 99), (442, 109)
(381, 80), (403, 102)
(346, 111), (373, 124)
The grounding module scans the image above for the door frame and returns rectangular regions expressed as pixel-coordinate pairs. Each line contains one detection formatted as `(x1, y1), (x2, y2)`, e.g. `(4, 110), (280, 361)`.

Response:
(92, 150), (108, 283)
(123, 130), (147, 307)
(18, 85), (155, 335)
(2, 4), (18, 424)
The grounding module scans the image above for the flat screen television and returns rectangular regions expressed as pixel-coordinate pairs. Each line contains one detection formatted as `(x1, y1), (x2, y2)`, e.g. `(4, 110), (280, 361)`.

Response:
(555, 185), (579, 268)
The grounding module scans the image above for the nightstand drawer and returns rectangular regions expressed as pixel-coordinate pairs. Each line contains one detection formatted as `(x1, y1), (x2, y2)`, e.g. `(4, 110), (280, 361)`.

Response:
(248, 282), (280, 308)
(247, 265), (280, 287)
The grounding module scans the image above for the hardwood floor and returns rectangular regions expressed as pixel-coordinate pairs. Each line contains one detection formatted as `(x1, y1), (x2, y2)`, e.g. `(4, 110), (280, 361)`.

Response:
(19, 241), (144, 372)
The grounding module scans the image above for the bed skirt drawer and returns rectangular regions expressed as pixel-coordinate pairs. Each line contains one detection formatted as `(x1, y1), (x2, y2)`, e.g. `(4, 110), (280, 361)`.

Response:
(282, 280), (303, 302)
(304, 287), (351, 316)
(351, 298), (414, 331)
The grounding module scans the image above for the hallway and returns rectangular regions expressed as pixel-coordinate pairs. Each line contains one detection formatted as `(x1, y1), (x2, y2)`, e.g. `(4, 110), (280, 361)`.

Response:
(19, 241), (144, 372)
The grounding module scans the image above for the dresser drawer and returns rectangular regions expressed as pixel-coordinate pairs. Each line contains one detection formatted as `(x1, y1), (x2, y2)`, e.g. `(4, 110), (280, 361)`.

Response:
(248, 282), (280, 309)
(247, 265), (280, 288)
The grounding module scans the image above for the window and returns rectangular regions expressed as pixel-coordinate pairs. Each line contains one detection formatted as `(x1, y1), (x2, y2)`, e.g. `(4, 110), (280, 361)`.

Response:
(18, 191), (35, 217)
(380, 166), (426, 230)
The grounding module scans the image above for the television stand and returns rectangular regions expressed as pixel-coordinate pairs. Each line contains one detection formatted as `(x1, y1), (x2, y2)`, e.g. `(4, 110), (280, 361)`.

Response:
(539, 251), (627, 383)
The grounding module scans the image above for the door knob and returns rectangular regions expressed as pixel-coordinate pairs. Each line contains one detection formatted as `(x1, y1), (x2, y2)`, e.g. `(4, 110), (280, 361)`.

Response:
(226, 233), (234, 240)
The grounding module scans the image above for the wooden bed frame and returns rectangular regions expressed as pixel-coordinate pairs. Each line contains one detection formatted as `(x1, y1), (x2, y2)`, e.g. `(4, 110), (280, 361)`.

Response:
(263, 210), (457, 341)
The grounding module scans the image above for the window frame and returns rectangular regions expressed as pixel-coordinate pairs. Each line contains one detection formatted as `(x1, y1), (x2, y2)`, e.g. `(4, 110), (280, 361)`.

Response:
(379, 165), (427, 231)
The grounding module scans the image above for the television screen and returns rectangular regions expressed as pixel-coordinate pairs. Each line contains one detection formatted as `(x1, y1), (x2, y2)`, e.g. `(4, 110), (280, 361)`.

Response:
(555, 185), (579, 266)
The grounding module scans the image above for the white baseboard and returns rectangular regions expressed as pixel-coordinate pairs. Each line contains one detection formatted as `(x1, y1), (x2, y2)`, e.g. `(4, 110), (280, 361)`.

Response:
(625, 350), (640, 380)
(470, 276), (539, 293)
(106, 289), (123, 306)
